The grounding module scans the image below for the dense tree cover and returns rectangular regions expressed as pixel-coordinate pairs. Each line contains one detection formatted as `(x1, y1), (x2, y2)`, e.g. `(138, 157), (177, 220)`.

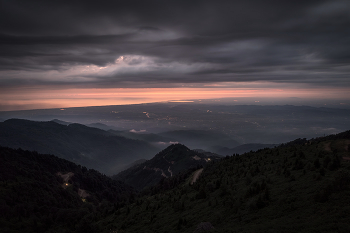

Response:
(113, 144), (220, 190)
(0, 147), (135, 233)
(99, 131), (350, 233)
(1, 130), (350, 232)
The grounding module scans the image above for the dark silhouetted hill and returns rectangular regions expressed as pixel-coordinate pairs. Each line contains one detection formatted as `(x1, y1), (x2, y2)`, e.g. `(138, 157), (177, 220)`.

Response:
(0, 146), (135, 233)
(0, 119), (159, 174)
(86, 122), (123, 131)
(51, 118), (72, 125)
(101, 130), (350, 232)
(2, 126), (350, 232)
(113, 144), (221, 190)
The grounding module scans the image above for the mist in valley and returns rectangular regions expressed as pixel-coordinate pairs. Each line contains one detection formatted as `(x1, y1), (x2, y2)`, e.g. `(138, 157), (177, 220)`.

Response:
(1, 99), (349, 154)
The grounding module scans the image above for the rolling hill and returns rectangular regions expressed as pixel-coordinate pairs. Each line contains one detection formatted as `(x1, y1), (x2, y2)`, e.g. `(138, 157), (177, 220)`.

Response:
(0, 119), (159, 175)
(113, 144), (222, 190)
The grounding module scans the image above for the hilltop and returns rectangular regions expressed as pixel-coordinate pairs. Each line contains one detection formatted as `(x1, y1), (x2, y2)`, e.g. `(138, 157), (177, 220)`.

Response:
(113, 144), (221, 190)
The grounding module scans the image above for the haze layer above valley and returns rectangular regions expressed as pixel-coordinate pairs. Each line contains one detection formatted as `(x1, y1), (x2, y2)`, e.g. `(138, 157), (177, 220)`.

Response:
(1, 101), (349, 146)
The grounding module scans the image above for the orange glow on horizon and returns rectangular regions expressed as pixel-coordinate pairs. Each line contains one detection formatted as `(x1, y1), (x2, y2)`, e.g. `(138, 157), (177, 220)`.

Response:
(1, 86), (350, 111)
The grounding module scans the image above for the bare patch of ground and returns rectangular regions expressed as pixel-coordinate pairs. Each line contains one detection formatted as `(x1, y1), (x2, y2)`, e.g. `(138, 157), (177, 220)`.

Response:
(168, 166), (173, 177)
(324, 142), (332, 152)
(78, 188), (90, 198)
(342, 140), (350, 160)
(57, 172), (74, 189)
(191, 168), (203, 185)
(143, 166), (168, 178)
(57, 172), (89, 199)
(57, 172), (74, 182)
(344, 140), (350, 152)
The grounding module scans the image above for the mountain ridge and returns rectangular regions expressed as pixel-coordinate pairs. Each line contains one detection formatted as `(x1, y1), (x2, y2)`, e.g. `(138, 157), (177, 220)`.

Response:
(0, 118), (159, 175)
(113, 144), (221, 190)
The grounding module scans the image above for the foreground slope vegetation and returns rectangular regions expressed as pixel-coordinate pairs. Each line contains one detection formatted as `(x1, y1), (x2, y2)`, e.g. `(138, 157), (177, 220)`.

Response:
(113, 144), (221, 190)
(1, 130), (350, 232)
(0, 147), (135, 233)
(101, 131), (350, 233)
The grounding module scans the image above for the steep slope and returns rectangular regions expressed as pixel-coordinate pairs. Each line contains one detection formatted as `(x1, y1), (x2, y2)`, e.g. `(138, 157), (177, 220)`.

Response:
(0, 146), (135, 233)
(113, 144), (221, 190)
(0, 119), (159, 174)
(101, 130), (350, 233)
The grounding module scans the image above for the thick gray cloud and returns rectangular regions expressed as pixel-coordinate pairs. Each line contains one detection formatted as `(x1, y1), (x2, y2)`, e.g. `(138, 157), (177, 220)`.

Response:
(1, 0), (350, 88)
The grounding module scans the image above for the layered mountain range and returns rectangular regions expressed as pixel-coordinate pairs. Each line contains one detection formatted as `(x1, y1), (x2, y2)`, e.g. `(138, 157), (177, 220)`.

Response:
(1, 129), (350, 232)
(0, 119), (159, 175)
(0, 118), (267, 175)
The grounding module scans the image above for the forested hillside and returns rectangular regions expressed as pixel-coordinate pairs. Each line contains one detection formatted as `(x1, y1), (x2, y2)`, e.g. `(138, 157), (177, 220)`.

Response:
(1, 130), (350, 232)
(113, 144), (221, 190)
(100, 131), (350, 232)
(0, 119), (159, 174)
(0, 147), (135, 233)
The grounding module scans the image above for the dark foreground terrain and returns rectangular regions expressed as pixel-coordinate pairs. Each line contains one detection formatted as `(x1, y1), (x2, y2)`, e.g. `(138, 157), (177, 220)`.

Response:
(1, 130), (350, 232)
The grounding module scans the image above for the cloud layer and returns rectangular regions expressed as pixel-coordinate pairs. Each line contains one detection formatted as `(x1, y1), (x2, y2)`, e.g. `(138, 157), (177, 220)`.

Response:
(1, 0), (350, 89)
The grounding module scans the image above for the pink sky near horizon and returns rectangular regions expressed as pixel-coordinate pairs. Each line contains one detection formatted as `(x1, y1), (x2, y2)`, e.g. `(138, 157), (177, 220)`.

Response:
(2, 1), (350, 113)
(1, 86), (349, 111)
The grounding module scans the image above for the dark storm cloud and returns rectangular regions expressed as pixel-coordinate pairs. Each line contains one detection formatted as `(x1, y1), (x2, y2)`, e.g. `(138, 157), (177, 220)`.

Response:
(1, 0), (350, 88)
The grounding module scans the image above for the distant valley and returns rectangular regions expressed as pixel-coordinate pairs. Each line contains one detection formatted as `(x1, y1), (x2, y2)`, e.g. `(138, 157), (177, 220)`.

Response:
(0, 118), (270, 175)
(1, 103), (350, 145)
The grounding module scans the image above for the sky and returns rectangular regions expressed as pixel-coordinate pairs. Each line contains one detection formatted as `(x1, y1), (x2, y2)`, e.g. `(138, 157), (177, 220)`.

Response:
(1, 0), (350, 111)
